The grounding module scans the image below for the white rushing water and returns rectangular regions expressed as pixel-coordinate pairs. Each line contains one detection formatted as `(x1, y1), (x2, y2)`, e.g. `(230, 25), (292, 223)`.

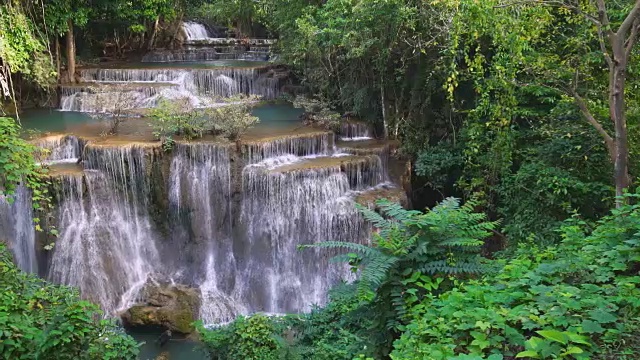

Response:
(34, 135), (82, 162)
(60, 68), (281, 112)
(3, 130), (391, 323)
(48, 145), (160, 315)
(1, 30), (398, 326)
(0, 186), (37, 274)
(340, 122), (372, 141)
(183, 21), (210, 41)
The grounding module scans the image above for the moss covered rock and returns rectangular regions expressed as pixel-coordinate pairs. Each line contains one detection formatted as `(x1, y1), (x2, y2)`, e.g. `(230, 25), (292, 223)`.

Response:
(121, 283), (200, 334)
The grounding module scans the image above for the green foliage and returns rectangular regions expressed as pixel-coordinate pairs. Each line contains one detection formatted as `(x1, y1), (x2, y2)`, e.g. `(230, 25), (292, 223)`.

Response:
(415, 143), (463, 193)
(304, 198), (495, 354)
(0, 243), (139, 359)
(0, 4), (55, 91)
(149, 97), (259, 142)
(310, 199), (494, 301)
(149, 98), (209, 141)
(389, 192), (640, 359)
(208, 97), (260, 140)
(198, 314), (287, 360)
(43, 0), (91, 35)
(193, 0), (266, 36)
(292, 95), (341, 131)
(498, 161), (610, 244)
(0, 117), (52, 226)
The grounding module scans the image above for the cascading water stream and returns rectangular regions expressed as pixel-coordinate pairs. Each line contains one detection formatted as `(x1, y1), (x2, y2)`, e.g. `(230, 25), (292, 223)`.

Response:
(340, 122), (372, 141)
(240, 159), (370, 313)
(34, 135), (82, 164)
(62, 67), (282, 112)
(168, 143), (244, 324)
(183, 21), (210, 41)
(0, 186), (37, 274)
(48, 145), (160, 315)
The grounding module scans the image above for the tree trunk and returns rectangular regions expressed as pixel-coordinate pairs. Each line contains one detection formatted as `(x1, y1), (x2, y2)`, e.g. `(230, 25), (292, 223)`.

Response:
(66, 19), (76, 84)
(611, 38), (631, 206)
(380, 76), (389, 140)
(148, 16), (160, 50)
(55, 37), (61, 83)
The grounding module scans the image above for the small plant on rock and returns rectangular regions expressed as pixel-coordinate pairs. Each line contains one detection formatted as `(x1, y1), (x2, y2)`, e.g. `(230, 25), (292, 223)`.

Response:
(149, 97), (208, 141)
(292, 95), (341, 131)
(206, 95), (260, 140)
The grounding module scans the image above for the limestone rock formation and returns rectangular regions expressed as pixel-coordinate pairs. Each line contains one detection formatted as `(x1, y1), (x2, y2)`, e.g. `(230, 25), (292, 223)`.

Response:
(121, 283), (201, 334)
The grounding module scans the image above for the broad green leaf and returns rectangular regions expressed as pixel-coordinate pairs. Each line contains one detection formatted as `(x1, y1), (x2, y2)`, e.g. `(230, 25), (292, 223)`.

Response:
(588, 309), (617, 324)
(581, 320), (605, 334)
(536, 330), (568, 344)
(516, 350), (540, 358)
(562, 346), (584, 356)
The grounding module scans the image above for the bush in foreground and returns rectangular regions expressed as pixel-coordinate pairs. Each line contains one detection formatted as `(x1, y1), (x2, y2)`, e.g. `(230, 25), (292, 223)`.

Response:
(0, 243), (139, 360)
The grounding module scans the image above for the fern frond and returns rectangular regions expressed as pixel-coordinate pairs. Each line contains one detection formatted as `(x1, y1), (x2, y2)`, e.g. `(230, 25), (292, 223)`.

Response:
(301, 241), (376, 255)
(357, 254), (399, 296)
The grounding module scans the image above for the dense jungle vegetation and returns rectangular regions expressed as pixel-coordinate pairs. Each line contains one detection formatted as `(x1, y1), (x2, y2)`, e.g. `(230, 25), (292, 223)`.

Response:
(2, 0), (640, 359)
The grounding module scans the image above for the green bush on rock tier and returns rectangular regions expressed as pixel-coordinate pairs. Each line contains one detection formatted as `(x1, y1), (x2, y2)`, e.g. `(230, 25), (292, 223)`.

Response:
(0, 243), (139, 359)
(149, 96), (260, 146)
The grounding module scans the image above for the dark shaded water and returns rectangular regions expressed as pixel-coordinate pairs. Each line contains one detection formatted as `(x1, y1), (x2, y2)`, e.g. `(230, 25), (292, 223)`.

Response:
(129, 330), (208, 360)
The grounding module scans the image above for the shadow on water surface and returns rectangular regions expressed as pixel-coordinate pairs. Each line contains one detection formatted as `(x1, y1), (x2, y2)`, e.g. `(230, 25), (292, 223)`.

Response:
(128, 328), (208, 360)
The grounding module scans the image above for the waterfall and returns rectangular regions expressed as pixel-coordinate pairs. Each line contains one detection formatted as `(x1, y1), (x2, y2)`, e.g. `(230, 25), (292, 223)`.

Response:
(76, 67), (281, 106)
(142, 48), (271, 62)
(337, 143), (391, 180)
(200, 252), (247, 324)
(60, 84), (171, 112)
(243, 132), (333, 163)
(183, 21), (210, 41)
(168, 143), (243, 324)
(240, 159), (368, 313)
(34, 135), (82, 164)
(0, 186), (37, 274)
(48, 145), (160, 315)
(0, 132), (397, 324)
(340, 122), (372, 141)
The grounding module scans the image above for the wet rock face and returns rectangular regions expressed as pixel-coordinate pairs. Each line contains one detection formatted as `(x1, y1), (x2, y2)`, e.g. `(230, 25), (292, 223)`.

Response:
(121, 283), (201, 334)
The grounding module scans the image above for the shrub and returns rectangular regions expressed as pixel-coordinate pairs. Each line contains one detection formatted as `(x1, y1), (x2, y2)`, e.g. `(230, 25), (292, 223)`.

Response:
(207, 96), (260, 140)
(198, 314), (288, 360)
(307, 198), (496, 354)
(0, 243), (139, 359)
(292, 95), (341, 131)
(149, 98), (209, 141)
(149, 96), (260, 142)
(390, 193), (640, 359)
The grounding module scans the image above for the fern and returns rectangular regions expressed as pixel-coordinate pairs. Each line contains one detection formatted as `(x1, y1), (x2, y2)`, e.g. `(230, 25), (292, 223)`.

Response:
(306, 197), (496, 333)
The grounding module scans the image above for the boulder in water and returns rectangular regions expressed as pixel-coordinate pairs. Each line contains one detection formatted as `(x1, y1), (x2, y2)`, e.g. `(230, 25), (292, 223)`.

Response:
(155, 351), (170, 360)
(121, 283), (201, 334)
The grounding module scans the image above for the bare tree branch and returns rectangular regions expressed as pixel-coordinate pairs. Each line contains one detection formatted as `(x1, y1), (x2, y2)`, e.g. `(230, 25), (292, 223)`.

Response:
(597, 25), (613, 67)
(570, 89), (615, 159)
(595, 0), (614, 38)
(617, 0), (640, 36)
(625, 18), (640, 59)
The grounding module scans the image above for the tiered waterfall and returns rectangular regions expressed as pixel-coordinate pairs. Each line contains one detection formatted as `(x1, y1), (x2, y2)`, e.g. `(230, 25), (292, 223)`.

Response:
(2, 22), (404, 325)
